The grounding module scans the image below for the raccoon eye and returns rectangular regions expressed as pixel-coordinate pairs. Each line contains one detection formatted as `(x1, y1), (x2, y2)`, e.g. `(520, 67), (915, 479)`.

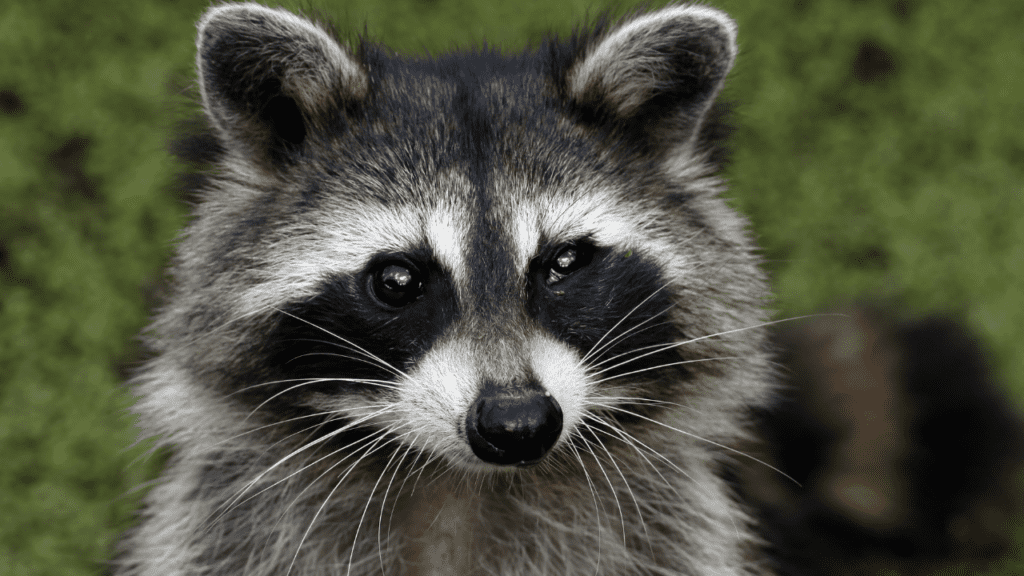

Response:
(370, 262), (424, 307)
(546, 242), (593, 285)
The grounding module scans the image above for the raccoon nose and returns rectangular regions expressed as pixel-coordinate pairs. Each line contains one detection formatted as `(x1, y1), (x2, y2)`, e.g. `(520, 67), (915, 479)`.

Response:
(466, 382), (563, 466)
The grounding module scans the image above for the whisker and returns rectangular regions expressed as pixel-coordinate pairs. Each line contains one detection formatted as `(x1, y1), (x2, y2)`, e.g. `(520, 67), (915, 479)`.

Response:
(584, 325), (691, 371)
(207, 417), (393, 535)
(588, 356), (744, 387)
(242, 377), (398, 422)
(381, 433), (426, 568)
(279, 338), (409, 378)
(590, 315), (838, 377)
(343, 430), (419, 576)
(227, 376), (344, 398)
(210, 409), (343, 448)
(272, 307), (411, 380)
(589, 402), (800, 487)
(584, 412), (744, 541)
(586, 395), (697, 414)
(217, 407), (394, 517)
(578, 420), (650, 548)
(579, 285), (672, 366)
(266, 429), (392, 543)
(376, 432), (426, 574)
(565, 440), (603, 574)
(583, 412), (691, 492)
(576, 423), (628, 545)
(288, 430), (399, 576)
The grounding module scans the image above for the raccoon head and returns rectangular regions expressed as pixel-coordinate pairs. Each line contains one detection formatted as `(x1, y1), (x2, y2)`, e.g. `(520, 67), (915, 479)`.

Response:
(171, 3), (767, 474)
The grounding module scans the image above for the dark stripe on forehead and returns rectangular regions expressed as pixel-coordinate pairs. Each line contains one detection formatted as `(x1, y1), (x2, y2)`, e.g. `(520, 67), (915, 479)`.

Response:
(449, 58), (520, 318)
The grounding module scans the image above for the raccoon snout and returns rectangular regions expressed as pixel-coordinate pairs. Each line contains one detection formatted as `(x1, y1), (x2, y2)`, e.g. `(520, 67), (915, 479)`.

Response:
(465, 381), (563, 467)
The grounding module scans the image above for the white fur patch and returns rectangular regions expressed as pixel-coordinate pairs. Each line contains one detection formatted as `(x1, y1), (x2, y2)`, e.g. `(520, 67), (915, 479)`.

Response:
(387, 336), (480, 466)
(527, 332), (590, 447)
(503, 187), (636, 271)
(132, 360), (247, 454)
(231, 199), (474, 320)
(503, 186), (688, 284)
(425, 208), (469, 285)
(376, 329), (591, 472)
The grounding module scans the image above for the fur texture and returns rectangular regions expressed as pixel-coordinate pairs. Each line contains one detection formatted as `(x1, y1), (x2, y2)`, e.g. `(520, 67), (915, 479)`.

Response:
(115, 4), (1024, 576)
(736, 305), (1024, 576)
(117, 3), (774, 575)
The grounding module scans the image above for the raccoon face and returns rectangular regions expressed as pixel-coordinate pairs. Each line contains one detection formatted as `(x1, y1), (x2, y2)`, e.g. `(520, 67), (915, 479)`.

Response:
(182, 3), (764, 474)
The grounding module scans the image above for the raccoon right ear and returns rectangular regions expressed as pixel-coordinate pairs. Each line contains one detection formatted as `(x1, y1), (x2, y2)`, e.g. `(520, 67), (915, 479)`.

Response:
(195, 3), (368, 167)
(566, 5), (737, 149)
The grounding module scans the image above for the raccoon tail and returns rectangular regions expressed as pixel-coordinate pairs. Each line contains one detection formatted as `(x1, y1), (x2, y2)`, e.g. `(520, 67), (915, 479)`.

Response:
(736, 304), (1024, 576)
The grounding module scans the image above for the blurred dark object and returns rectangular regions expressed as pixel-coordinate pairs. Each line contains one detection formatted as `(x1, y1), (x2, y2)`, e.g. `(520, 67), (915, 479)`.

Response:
(736, 304), (1024, 576)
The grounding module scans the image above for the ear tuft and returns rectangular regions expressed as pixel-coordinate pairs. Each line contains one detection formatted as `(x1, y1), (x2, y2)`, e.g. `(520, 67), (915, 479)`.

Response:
(567, 5), (737, 145)
(196, 3), (368, 165)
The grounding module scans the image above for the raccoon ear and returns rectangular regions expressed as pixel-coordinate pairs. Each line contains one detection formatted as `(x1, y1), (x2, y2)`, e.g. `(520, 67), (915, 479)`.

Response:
(195, 3), (368, 166)
(567, 5), (737, 146)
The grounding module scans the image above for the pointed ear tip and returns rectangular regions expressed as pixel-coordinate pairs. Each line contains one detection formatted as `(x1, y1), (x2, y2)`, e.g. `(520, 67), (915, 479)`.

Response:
(197, 3), (280, 33)
(196, 3), (244, 39)
(198, 2), (245, 22)
(657, 4), (738, 42)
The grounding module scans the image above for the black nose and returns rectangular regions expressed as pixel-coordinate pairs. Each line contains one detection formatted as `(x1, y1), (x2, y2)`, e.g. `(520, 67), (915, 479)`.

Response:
(465, 382), (563, 466)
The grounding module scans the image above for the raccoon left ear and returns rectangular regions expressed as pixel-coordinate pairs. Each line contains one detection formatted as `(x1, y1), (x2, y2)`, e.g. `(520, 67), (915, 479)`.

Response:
(196, 3), (368, 167)
(567, 5), (737, 145)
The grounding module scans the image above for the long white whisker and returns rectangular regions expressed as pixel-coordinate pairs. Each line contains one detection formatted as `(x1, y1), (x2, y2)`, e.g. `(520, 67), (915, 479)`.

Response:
(589, 356), (744, 387)
(222, 407), (394, 513)
(584, 317), (681, 373)
(590, 402), (800, 487)
(272, 307), (410, 380)
(241, 367), (401, 393)
(377, 432), (424, 574)
(287, 430), (398, 576)
(580, 285), (672, 366)
(585, 411), (744, 542)
(262, 429), (392, 548)
(577, 426), (628, 545)
(565, 441), (602, 575)
(583, 412), (689, 492)
(210, 409), (343, 447)
(207, 415), (393, 533)
(586, 332), (689, 371)
(592, 315), (836, 377)
(243, 378), (397, 422)
(585, 396), (697, 414)
(346, 429), (417, 576)
(579, 420), (650, 548)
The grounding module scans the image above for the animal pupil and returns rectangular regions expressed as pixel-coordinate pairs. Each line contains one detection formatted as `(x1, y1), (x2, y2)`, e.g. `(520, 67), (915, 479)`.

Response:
(371, 262), (422, 307)
(547, 242), (591, 284)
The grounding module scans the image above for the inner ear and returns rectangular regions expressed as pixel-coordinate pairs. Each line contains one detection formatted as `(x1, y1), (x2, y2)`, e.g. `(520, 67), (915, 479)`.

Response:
(261, 88), (307, 149)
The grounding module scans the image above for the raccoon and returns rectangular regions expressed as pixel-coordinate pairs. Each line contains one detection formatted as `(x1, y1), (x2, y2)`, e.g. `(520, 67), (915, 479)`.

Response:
(739, 305), (1024, 576)
(115, 3), (1023, 576)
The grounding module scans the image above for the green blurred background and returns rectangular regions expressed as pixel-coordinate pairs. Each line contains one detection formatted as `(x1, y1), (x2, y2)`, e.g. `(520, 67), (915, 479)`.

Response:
(0, 0), (1021, 573)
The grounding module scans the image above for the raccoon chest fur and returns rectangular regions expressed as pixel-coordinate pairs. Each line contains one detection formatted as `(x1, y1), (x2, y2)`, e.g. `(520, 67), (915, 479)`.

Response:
(399, 489), (480, 576)
(117, 3), (778, 576)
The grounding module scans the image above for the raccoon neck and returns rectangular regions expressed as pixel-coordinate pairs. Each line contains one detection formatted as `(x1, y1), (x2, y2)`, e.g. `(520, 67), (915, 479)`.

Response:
(384, 456), (758, 576)
(400, 486), (481, 576)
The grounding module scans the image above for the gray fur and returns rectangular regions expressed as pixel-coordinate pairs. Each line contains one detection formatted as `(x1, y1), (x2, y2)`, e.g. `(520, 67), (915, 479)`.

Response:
(116, 3), (776, 575)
